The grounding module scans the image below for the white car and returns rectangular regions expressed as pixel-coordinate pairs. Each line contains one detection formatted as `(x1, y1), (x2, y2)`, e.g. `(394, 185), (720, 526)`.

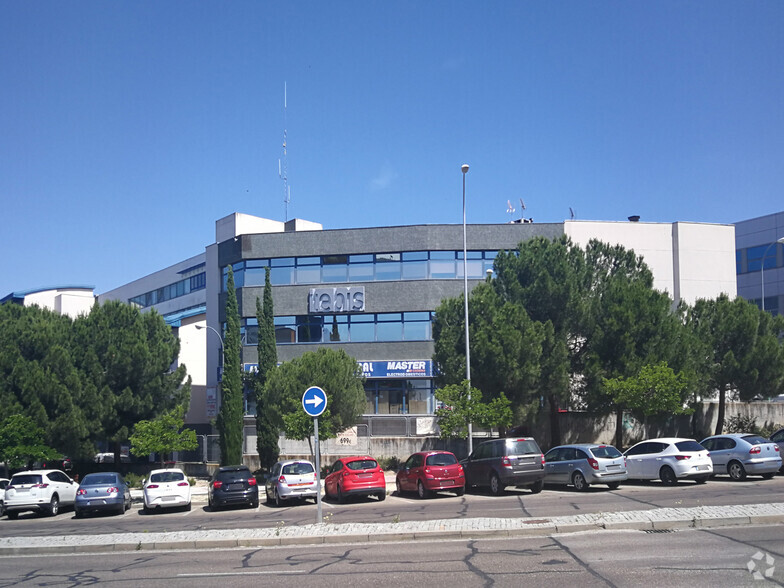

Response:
(4, 469), (77, 518)
(142, 468), (191, 513)
(624, 438), (713, 485)
(0, 478), (9, 517)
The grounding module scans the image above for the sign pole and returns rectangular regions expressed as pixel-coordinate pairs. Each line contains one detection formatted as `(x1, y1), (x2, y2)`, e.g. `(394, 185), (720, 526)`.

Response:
(314, 416), (322, 524)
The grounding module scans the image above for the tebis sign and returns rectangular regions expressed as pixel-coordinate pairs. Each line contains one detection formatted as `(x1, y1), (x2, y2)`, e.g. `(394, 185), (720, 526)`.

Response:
(309, 286), (365, 313)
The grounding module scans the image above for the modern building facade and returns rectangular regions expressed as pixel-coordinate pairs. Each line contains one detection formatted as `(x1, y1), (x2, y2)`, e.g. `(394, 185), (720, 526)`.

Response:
(735, 211), (784, 315)
(98, 212), (736, 454)
(0, 285), (95, 318)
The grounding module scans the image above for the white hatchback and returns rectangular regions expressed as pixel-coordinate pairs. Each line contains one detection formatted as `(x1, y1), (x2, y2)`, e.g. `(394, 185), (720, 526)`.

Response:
(142, 468), (191, 513)
(4, 469), (77, 518)
(624, 438), (713, 485)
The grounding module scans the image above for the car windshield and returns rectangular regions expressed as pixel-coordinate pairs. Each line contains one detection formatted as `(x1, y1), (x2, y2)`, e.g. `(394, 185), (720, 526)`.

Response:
(82, 474), (118, 485)
(150, 471), (185, 483)
(346, 459), (377, 471)
(426, 453), (457, 466)
(11, 474), (42, 485)
(425, 453), (457, 465)
(741, 435), (770, 445)
(506, 440), (540, 455)
(282, 462), (314, 475)
(590, 446), (622, 459)
(674, 441), (705, 452)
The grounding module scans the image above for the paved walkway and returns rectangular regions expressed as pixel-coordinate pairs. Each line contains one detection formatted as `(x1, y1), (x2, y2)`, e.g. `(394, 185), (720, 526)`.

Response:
(2, 502), (783, 555)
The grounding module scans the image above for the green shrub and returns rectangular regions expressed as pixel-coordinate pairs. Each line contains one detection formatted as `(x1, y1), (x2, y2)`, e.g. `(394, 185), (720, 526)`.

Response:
(376, 456), (402, 472)
(723, 414), (783, 438)
(124, 472), (144, 489)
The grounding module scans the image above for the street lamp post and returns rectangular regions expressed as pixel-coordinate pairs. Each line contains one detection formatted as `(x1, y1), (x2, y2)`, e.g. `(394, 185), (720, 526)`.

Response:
(196, 324), (224, 381)
(760, 237), (784, 311)
(461, 163), (473, 456)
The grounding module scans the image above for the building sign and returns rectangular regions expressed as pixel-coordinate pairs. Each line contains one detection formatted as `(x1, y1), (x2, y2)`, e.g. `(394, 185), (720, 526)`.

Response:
(358, 360), (432, 378)
(309, 286), (365, 313)
(337, 426), (358, 446)
(206, 387), (217, 418)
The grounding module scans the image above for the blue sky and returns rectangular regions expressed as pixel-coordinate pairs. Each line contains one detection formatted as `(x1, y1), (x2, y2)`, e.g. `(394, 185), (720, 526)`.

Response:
(2, 2), (783, 295)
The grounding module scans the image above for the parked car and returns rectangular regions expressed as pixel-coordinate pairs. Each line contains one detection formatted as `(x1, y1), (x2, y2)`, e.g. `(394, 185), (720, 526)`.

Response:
(142, 468), (191, 513)
(324, 456), (386, 503)
(624, 438), (712, 485)
(396, 451), (465, 498)
(3, 469), (77, 518)
(209, 465), (259, 509)
(74, 472), (132, 517)
(544, 444), (628, 491)
(699, 433), (781, 480)
(0, 478), (9, 517)
(461, 437), (545, 495)
(771, 428), (784, 472)
(265, 460), (319, 507)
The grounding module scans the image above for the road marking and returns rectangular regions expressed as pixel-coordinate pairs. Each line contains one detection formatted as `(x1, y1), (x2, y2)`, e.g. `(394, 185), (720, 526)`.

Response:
(178, 571), (305, 577)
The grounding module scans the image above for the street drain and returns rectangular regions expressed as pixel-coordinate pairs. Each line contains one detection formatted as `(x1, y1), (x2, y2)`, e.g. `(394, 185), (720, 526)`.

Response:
(644, 528), (676, 534)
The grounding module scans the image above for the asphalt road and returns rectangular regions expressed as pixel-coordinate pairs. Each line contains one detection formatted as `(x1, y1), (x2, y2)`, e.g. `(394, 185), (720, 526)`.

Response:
(2, 474), (782, 538)
(1, 524), (782, 587)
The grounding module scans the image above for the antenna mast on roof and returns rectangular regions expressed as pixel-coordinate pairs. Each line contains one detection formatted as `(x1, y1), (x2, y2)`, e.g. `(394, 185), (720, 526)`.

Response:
(279, 82), (291, 221)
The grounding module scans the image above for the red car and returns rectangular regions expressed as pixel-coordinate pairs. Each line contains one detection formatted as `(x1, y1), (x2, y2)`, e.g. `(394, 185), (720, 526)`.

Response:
(324, 456), (386, 503)
(396, 451), (466, 498)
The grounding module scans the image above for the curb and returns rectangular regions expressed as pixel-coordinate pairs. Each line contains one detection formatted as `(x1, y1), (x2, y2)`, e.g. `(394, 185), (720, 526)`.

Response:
(2, 504), (784, 555)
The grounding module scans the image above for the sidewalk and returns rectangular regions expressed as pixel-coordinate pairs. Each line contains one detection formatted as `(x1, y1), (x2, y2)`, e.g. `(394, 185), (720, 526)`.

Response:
(2, 501), (784, 555)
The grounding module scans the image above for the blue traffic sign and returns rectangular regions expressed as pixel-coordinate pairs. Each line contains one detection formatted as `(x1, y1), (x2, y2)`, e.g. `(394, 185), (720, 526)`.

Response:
(302, 386), (327, 417)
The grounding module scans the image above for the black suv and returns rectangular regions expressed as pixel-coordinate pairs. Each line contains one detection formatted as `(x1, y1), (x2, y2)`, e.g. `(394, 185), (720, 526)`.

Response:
(461, 437), (545, 495)
(208, 465), (259, 510)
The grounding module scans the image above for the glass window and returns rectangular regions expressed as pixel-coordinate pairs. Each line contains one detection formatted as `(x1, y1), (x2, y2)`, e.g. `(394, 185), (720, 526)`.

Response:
(246, 259), (269, 268)
(426, 453), (457, 466)
(322, 263), (348, 283)
(402, 251), (428, 261)
(430, 251), (456, 260)
(296, 266), (321, 284)
(348, 263), (374, 282)
(297, 256), (320, 265)
(402, 260), (427, 279)
(350, 254), (374, 263)
(377, 321), (402, 341)
(375, 252), (401, 262)
(324, 254), (348, 265)
(350, 322), (374, 342)
(244, 267), (267, 286)
(375, 261), (401, 281)
(403, 321), (429, 340)
(430, 259), (457, 279)
(270, 266), (294, 285)
(272, 257), (295, 267)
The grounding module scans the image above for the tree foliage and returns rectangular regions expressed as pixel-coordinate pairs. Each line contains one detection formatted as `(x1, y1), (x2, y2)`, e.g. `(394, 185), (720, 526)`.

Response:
(264, 348), (365, 443)
(255, 266), (280, 470)
(434, 382), (513, 439)
(216, 266), (244, 465)
(129, 405), (198, 468)
(0, 414), (59, 476)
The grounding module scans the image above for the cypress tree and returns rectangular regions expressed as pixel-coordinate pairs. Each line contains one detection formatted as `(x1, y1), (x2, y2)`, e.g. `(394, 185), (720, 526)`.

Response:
(255, 267), (280, 470)
(217, 266), (243, 465)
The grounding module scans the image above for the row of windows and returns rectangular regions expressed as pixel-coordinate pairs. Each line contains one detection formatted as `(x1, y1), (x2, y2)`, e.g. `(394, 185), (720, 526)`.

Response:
(129, 272), (206, 308)
(243, 379), (435, 416)
(736, 243), (781, 275)
(241, 312), (434, 345)
(222, 250), (498, 290)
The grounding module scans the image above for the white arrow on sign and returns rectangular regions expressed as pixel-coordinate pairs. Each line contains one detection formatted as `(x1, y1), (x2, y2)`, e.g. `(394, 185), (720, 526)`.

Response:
(305, 395), (324, 408)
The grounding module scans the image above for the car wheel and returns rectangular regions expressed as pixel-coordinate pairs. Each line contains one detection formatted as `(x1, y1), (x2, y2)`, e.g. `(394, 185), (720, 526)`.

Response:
(455, 486), (466, 497)
(185, 502), (191, 512)
(377, 491), (386, 502)
(7, 511), (18, 520)
(489, 473), (503, 496)
(48, 495), (60, 517)
(74, 509), (83, 519)
(572, 472), (589, 492)
(529, 479), (544, 494)
(659, 466), (678, 486)
(250, 501), (259, 508)
(728, 461), (747, 481)
(417, 480), (430, 499)
(337, 484), (345, 504)
(762, 472), (775, 480)
(607, 482), (621, 490)
(117, 502), (125, 515)
(395, 479), (403, 496)
(143, 504), (152, 514)
(265, 487), (271, 502)
(275, 488), (283, 508)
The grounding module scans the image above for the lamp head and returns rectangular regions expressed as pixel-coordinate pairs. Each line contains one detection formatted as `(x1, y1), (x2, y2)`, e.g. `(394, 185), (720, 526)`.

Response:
(777, 237), (784, 244)
(461, 164), (469, 174)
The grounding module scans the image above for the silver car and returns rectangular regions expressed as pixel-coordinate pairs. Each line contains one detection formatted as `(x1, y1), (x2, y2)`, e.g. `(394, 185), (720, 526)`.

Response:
(265, 460), (318, 506)
(74, 472), (132, 517)
(700, 433), (782, 480)
(544, 444), (628, 491)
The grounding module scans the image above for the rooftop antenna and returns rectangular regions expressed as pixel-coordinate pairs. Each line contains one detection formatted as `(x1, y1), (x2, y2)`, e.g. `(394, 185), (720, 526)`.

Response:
(279, 82), (291, 221)
(506, 199), (516, 222)
(569, 207), (575, 220)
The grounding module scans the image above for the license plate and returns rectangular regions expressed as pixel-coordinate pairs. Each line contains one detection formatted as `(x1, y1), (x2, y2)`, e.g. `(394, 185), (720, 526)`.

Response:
(357, 473), (372, 479)
(226, 484), (243, 491)
(162, 496), (176, 501)
(440, 480), (454, 486)
(607, 465), (620, 469)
